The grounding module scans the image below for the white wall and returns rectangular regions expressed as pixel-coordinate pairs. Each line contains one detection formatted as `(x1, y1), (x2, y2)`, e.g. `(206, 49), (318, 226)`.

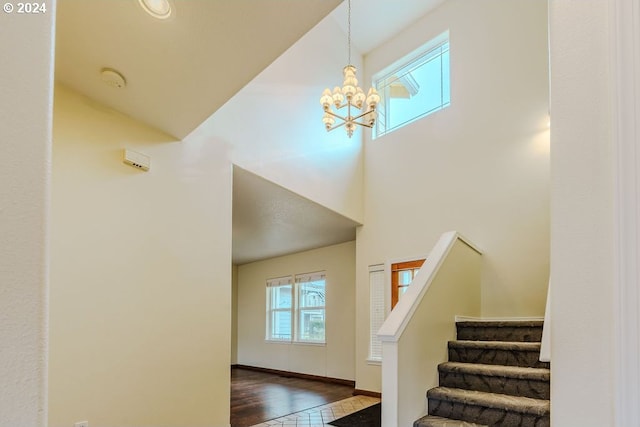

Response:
(237, 241), (356, 380)
(186, 15), (364, 224)
(549, 2), (615, 425)
(0, 5), (55, 427)
(50, 86), (232, 427)
(356, 0), (550, 392)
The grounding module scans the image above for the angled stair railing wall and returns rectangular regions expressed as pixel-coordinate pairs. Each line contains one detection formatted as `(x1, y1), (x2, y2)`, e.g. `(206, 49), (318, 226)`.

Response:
(377, 231), (483, 427)
(539, 281), (551, 362)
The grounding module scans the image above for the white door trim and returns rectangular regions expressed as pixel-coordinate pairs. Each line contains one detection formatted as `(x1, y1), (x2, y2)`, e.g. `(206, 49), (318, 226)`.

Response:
(612, 0), (640, 425)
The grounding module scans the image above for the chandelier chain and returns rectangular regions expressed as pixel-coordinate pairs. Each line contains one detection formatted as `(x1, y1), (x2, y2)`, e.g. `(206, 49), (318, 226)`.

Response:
(347, 0), (351, 65)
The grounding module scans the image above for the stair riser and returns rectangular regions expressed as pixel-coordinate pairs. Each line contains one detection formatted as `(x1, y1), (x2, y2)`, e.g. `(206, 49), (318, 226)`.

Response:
(448, 347), (549, 369)
(439, 371), (550, 399)
(457, 325), (543, 342)
(428, 399), (550, 427)
(414, 415), (489, 427)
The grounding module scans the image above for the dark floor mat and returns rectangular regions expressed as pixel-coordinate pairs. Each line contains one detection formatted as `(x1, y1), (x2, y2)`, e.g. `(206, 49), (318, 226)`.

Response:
(328, 403), (381, 427)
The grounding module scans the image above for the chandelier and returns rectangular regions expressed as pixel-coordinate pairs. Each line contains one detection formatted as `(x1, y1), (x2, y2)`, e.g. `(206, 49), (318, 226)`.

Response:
(320, 0), (380, 138)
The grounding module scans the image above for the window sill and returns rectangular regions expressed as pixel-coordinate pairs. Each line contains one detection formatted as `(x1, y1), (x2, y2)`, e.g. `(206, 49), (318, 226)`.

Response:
(264, 340), (326, 347)
(265, 339), (291, 345)
(294, 341), (326, 347)
(366, 358), (382, 366)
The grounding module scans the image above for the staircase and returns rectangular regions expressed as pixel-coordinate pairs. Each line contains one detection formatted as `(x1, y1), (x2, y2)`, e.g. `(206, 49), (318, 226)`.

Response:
(414, 320), (550, 427)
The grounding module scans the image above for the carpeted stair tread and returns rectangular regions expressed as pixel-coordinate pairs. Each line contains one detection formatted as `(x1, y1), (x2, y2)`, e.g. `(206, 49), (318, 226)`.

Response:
(414, 415), (488, 427)
(438, 362), (550, 398)
(439, 362), (550, 380)
(447, 339), (549, 368)
(427, 387), (550, 416)
(448, 340), (541, 351)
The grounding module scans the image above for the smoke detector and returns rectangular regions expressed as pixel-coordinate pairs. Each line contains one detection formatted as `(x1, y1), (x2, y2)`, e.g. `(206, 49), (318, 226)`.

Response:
(100, 68), (126, 89)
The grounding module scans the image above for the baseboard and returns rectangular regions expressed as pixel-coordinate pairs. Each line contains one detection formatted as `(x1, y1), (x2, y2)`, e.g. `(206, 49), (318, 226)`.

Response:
(353, 388), (382, 398)
(232, 364), (355, 387)
(455, 315), (545, 322)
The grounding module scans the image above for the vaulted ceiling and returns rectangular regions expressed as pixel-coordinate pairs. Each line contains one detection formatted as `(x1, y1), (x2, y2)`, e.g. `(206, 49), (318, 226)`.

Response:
(54, 0), (447, 264)
(55, 0), (342, 139)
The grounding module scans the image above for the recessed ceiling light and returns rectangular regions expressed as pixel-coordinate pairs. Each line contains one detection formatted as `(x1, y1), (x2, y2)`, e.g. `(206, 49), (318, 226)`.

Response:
(138, 0), (172, 19)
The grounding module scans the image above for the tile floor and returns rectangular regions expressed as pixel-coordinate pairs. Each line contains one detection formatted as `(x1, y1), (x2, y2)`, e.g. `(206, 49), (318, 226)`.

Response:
(249, 395), (381, 427)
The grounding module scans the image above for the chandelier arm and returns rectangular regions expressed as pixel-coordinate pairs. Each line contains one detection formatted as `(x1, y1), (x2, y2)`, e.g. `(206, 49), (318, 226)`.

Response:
(327, 121), (347, 131)
(350, 108), (376, 122)
(334, 102), (354, 110)
(350, 121), (374, 129)
(324, 109), (349, 121)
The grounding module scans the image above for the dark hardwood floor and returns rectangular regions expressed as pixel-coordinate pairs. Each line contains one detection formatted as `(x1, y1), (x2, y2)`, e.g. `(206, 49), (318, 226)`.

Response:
(230, 367), (355, 427)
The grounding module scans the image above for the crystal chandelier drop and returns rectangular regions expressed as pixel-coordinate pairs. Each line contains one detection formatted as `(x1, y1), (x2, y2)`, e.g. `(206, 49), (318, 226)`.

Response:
(320, 0), (380, 138)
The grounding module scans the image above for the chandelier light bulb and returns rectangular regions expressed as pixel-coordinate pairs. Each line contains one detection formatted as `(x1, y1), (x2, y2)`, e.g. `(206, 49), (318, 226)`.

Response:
(332, 87), (344, 107)
(352, 87), (365, 109)
(366, 111), (378, 126)
(366, 88), (381, 110)
(323, 113), (336, 130)
(320, 89), (333, 110)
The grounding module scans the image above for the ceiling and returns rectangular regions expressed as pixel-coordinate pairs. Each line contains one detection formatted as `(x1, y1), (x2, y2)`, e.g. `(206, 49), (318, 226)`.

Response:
(54, 0), (447, 139)
(54, 0), (341, 139)
(232, 167), (360, 265)
(54, 0), (447, 265)
(332, 0), (446, 54)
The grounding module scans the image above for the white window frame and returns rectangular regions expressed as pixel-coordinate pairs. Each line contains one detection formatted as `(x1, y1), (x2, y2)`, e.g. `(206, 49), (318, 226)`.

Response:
(265, 276), (295, 342)
(372, 31), (450, 139)
(265, 276), (293, 342)
(265, 271), (326, 345)
(295, 272), (326, 344)
(368, 264), (386, 363)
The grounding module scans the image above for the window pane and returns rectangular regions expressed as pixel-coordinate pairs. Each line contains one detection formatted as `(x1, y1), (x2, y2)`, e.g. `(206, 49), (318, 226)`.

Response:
(399, 270), (413, 286)
(271, 310), (291, 340)
(298, 280), (325, 308)
(398, 285), (409, 298)
(298, 309), (325, 341)
(272, 285), (292, 309)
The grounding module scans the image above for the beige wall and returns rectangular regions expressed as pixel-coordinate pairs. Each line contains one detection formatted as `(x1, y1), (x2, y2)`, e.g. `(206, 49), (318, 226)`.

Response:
(50, 86), (232, 427)
(0, 5), (55, 427)
(356, 0), (550, 392)
(549, 1), (615, 425)
(237, 241), (355, 380)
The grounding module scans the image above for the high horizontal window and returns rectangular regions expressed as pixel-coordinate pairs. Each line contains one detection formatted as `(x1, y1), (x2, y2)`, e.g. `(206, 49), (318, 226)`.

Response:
(373, 31), (450, 139)
(266, 272), (326, 344)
